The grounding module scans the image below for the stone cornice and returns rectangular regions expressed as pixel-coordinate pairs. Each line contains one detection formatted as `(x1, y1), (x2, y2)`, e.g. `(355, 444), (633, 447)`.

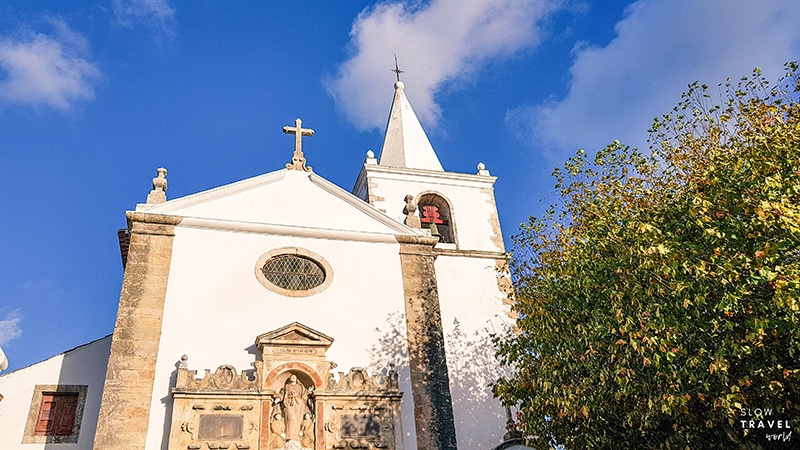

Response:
(395, 234), (440, 246)
(362, 164), (497, 187)
(126, 212), (182, 236)
(176, 216), (405, 243)
(126, 211), (183, 225)
(433, 248), (510, 260)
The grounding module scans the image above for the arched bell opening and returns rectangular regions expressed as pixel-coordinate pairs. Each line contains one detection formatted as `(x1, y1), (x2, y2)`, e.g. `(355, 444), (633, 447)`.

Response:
(416, 192), (457, 245)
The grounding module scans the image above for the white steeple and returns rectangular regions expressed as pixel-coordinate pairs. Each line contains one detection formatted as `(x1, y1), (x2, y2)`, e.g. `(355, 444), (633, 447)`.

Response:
(377, 81), (444, 171)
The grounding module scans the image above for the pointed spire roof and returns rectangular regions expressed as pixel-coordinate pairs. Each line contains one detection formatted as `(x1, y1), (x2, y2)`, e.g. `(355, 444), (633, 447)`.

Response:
(377, 81), (444, 171)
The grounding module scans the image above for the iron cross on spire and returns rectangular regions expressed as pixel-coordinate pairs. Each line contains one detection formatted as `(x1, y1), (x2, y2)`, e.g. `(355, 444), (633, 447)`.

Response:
(392, 54), (404, 82)
(283, 117), (315, 172)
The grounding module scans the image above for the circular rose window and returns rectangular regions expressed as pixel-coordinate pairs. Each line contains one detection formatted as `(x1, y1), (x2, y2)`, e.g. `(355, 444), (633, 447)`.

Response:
(255, 248), (333, 297)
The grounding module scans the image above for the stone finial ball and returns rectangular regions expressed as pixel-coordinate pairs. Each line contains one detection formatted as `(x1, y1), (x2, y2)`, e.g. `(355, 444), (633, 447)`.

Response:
(395, 81), (404, 90)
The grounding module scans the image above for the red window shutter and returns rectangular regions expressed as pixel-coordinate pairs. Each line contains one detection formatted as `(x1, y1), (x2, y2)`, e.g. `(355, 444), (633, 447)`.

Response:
(34, 393), (78, 436)
(53, 394), (78, 435)
(35, 395), (56, 435)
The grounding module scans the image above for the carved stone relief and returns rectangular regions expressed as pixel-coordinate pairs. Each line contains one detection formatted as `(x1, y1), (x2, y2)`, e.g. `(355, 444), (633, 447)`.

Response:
(318, 368), (403, 450)
(169, 356), (261, 450)
(168, 323), (404, 450)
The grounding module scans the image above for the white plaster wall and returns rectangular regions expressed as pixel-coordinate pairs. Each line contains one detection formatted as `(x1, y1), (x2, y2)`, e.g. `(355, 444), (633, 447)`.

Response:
(0, 336), (112, 450)
(363, 165), (512, 448)
(365, 170), (503, 252)
(436, 255), (511, 450)
(144, 226), (418, 449)
(146, 170), (401, 236)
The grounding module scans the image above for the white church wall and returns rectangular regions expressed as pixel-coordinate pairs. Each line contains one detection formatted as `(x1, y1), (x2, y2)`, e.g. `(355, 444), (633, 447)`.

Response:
(435, 255), (511, 449)
(360, 165), (512, 448)
(141, 170), (404, 237)
(144, 225), (419, 449)
(0, 336), (111, 450)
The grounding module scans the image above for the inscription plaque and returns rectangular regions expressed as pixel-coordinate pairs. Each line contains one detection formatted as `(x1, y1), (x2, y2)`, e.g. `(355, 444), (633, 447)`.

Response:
(341, 414), (381, 438)
(272, 347), (316, 355)
(198, 414), (244, 439)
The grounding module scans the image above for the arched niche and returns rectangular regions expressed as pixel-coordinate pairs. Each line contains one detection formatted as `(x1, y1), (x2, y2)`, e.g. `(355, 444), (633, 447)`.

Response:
(416, 192), (457, 245)
(264, 362), (322, 391)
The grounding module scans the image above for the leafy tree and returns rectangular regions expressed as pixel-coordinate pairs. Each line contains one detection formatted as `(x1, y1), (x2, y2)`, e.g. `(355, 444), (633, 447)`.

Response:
(495, 64), (800, 449)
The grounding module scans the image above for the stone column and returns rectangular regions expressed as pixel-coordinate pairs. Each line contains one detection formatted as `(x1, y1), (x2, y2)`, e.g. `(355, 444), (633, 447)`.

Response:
(396, 235), (458, 450)
(94, 212), (180, 450)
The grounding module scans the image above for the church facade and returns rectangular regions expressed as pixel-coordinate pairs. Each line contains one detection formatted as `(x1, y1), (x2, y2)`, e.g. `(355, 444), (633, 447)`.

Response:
(0, 81), (515, 450)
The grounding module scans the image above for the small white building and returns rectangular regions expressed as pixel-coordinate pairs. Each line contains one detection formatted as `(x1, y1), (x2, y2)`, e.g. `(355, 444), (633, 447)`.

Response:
(0, 81), (515, 450)
(0, 345), (8, 372)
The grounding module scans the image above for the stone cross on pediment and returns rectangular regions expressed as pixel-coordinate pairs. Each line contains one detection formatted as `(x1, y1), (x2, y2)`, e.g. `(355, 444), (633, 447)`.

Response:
(284, 118), (315, 172)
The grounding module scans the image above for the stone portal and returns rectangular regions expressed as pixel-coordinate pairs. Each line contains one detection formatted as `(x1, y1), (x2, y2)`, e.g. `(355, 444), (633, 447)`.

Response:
(168, 322), (404, 450)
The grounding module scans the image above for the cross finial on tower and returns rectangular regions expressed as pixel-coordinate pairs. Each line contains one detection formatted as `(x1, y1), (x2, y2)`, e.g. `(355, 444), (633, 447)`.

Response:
(392, 55), (404, 82)
(283, 117), (315, 172)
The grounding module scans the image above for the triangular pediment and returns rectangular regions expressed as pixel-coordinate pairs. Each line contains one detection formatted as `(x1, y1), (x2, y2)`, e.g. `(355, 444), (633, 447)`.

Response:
(255, 322), (333, 350)
(282, 330), (307, 342)
(136, 168), (418, 237)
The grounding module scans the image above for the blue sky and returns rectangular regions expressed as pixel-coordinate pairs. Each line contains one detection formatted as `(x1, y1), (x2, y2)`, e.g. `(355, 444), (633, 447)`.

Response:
(1, 0), (798, 372)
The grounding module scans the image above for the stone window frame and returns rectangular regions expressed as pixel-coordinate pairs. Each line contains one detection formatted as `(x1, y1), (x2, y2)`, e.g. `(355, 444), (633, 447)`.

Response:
(23, 384), (88, 444)
(255, 247), (334, 298)
(415, 191), (459, 247)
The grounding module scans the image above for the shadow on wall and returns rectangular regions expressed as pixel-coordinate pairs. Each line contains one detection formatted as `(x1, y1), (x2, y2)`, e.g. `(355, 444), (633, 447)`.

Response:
(367, 313), (512, 448)
(367, 312), (409, 376)
(446, 318), (512, 448)
(158, 360), (181, 450)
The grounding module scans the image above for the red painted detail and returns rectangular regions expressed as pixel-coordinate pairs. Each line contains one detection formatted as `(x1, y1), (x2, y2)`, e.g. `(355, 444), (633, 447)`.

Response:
(421, 205), (447, 225)
(261, 401), (272, 445)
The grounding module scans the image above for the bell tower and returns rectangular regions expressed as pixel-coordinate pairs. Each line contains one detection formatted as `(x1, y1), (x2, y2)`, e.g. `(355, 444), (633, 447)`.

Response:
(353, 78), (513, 449)
(353, 80), (505, 255)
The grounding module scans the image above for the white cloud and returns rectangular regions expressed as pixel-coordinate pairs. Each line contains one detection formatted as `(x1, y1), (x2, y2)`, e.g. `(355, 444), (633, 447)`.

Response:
(0, 17), (102, 110)
(507, 0), (800, 162)
(328, 0), (565, 131)
(113, 0), (176, 36)
(0, 310), (22, 346)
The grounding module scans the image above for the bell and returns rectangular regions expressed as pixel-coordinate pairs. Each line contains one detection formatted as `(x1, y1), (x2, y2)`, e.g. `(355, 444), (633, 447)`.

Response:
(428, 222), (442, 241)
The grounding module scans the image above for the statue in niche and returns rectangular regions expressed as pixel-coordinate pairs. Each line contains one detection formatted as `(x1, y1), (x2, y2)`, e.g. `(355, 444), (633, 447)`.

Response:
(274, 374), (313, 447)
(299, 413), (315, 449)
(269, 413), (286, 449)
